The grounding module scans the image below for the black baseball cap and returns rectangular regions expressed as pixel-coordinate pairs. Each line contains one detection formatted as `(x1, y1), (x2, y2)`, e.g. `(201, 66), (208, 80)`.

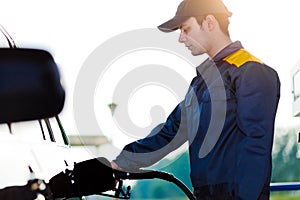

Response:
(158, 0), (232, 32)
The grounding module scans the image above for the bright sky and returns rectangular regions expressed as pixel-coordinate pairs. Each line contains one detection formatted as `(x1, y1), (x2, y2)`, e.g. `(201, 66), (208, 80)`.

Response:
(1, 0), (300, 149)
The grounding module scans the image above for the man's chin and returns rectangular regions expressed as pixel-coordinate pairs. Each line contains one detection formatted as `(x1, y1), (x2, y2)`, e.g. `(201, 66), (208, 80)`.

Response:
(191, 51), (203, 56)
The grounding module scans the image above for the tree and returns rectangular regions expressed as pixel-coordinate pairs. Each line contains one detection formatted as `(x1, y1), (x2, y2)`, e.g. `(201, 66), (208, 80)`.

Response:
(272, 126), (300, 182)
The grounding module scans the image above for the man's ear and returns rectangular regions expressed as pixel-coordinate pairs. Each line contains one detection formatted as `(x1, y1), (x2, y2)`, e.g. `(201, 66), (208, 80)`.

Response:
(203, 15), (217, 31)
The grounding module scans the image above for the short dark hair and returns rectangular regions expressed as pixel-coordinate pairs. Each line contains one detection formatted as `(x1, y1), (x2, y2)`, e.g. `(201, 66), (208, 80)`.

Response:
(196, 14), (230, 37)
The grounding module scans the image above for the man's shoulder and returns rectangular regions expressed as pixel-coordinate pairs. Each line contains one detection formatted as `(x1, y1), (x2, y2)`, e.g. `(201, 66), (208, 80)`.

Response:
(223, 48), (263, 68)
(223, 48), (278, 78)
(220, 49), (280, 90)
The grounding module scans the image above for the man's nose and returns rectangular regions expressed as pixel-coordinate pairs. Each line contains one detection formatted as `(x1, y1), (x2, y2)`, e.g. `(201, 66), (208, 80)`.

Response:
(178, 32), (186, 43)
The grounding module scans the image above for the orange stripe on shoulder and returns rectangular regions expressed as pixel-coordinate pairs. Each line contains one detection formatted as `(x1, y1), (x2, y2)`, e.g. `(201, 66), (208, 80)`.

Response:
(223, 49), (263, 68)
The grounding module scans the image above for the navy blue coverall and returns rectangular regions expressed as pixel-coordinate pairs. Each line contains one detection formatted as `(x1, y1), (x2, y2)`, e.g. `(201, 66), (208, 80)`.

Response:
(114, 41), (281, 200)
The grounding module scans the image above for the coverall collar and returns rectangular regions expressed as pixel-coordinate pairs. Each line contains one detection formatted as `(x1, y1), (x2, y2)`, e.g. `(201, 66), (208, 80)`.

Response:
(212, 41), (243, 62)
(196, 41), (243, 76)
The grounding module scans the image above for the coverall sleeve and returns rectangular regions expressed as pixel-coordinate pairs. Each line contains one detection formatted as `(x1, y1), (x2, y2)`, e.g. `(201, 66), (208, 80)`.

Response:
(114, 102), (188, 171)
(235, 64), (280, 199)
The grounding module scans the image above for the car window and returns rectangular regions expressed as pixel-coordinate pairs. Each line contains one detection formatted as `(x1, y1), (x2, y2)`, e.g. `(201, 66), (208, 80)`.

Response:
(0, 31), (10, 48)
(0, 25), (12, 48)
(0, 118), (67, 146)
(9, 121), (44, 140)
(47, 117), (67, 146)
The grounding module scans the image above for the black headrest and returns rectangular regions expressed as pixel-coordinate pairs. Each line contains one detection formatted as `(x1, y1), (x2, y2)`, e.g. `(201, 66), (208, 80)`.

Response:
(0, 48), (65, 123)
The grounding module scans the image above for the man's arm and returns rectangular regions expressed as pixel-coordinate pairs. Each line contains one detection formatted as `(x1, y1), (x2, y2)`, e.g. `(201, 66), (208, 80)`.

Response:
(235, 63), (280, 199)
(113, 102), (188, 171)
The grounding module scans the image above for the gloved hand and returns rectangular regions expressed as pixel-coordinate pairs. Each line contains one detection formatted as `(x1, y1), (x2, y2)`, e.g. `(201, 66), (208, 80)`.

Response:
(49, 157), (116, 199)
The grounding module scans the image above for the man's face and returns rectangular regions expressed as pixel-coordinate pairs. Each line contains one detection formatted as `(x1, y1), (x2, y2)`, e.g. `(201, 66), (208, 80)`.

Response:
(178, 17), (207, 56)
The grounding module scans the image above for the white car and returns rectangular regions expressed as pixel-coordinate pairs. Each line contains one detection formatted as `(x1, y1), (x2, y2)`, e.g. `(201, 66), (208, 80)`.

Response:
(0, 25), (196, 200)
(0, 25), (76, 199)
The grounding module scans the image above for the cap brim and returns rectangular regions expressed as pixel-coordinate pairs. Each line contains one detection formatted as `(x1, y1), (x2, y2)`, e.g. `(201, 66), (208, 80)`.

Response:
(157, 16), (189, 33)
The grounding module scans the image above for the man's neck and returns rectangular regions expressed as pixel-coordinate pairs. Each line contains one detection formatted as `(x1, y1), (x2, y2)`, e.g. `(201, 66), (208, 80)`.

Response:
(207, 36), (232, 58)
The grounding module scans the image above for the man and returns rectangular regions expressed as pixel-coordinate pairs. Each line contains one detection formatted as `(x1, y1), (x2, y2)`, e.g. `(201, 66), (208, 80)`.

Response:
(111, 0), (280, 199)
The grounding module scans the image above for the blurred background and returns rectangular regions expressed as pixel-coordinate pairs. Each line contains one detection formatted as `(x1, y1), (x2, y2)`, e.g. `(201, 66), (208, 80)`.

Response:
(0, 0), (300, 199)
